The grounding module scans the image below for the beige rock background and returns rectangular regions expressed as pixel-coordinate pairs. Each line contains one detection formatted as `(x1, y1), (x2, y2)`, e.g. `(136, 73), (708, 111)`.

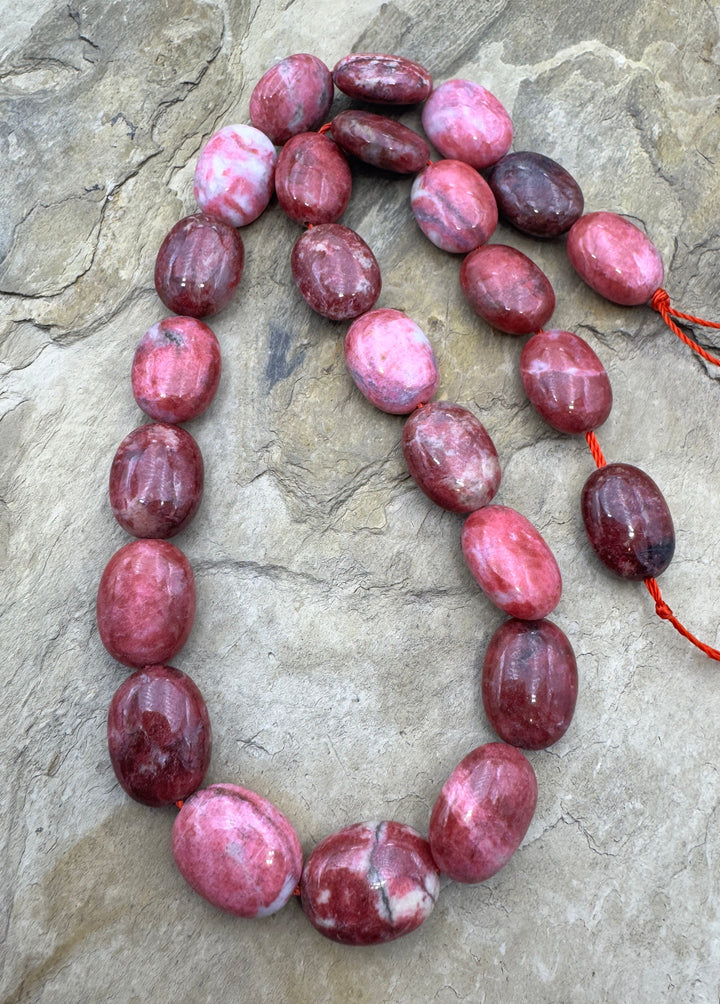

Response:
(2, 1), (720, 1001)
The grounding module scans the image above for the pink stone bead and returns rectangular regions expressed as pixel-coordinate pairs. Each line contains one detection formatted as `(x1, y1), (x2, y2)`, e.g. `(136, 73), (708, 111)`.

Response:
(275, 132), (352, 226)
(421, 79), (513, 170)
(461, 505), (562, 619)
(330, 111), (429, 174)
(300, 821), (440, 945)
(519, 329), (613, 434)
(344, 308), (439, 414)
(332, 53), (432, 105)
(402, 401), (501, 513)
(429, 742), (537, 883)
(131, 316), (222, 424)
(411, 159), (498, 254)
(249, 54), (333, 145)
(96, 539), (195, 668)
(193, 124), (277, 227)
(172, 784), (303, 917)
(460, 244), (555, 335)
(566, 211), (665, 306)
(291, 223), (381, 320)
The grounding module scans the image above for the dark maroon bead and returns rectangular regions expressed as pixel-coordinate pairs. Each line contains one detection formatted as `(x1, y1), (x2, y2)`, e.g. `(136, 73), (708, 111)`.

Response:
(581, 463), (675, 580)
(488, 152), (584, 238)
(332, 53), (432, 105)
(275, 133), (352, 226)
(329, 110), (429, 174)
(460, 244), (555, 335)
(107, 664), (212, 807)
(249, 53), (333, 145)
(291, 223), (381, 320)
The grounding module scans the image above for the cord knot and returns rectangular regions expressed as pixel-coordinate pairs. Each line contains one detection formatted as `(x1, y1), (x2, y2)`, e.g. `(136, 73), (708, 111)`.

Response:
(650, 287), (671, 314)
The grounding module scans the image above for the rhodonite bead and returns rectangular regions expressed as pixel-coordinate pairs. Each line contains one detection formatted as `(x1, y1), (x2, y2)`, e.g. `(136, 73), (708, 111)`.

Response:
(460, 244), (555, 335)
(566, 211), (664, 306)
(291, 223), (381, 320)
(300, 821), (440, 946)
(519, 329), (612, 434)
(249, 54), (333, 145)
(332, 53), (432, 104)
(411, 159), (498, 253)
(107, 664), (212, 807)
(461, 505), (562, 619)
(482, 619), (578, 750)
(421, 79), (512, 170)
(429, 742), (537, 883)
(330, 110), (429, 174)
(402, 401), (501, 513)
(275, 132), (352, 226)
(172, 784), (302, 917)
(581, 463), (675, 579)
(344, 308), (439, 414)
(193, 124), (277, 227)
(488, 152), (584, 237)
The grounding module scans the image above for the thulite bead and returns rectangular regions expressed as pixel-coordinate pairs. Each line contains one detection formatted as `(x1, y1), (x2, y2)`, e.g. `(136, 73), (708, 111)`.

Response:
(300, 821), (440, 945)
(193, 124), (277, 228)
(172, 784), (303, 917)
(411, 159), (498, 254)
(291, 223), (381, 320)
(482, 619), (578, 750)
(332, 53), (432, 104)
(402, 401), (501, 513)
(330, 110), (429, 174)
(461, 505), (562, 619)
(488, 152), (584, 238)
(275, 132), (352, 226)
(249, 53), (333, 145)
(581, 463), (675, 579)
(566, 211), (664, 306)
(429, 742), (537, 883)
(460, 244), (555, 335)
(421, 79), (512, 170)
(107, 664), (212, 807)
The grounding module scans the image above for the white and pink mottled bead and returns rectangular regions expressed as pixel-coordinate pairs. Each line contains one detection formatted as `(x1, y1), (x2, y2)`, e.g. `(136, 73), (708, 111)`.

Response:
(411, 159), (498, 253)
(193, 124), (277, 228)
(421, 79), (513, 170)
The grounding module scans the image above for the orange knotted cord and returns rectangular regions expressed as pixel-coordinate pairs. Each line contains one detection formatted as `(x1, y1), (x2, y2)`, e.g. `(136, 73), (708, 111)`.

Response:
(650, 288), (720, 368)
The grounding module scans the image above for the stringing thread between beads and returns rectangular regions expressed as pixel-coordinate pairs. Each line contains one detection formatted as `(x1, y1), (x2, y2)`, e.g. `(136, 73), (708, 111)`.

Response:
(650, 288), (720, 369)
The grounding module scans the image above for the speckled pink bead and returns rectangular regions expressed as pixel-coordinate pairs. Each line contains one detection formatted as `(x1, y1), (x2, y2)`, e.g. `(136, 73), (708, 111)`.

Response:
(249, 53), (333, 145)
(193, 124), (277, 228)
(421, 79), (513, 170)
(332, 53), (432, 104)
(172, 784), (302, 918)
(345, 308), (439, 414)
(411, 159), (498, 253)
(460, 244), (555, 335)
(275, 132), (352, 226)
(291, 223), (381, 320)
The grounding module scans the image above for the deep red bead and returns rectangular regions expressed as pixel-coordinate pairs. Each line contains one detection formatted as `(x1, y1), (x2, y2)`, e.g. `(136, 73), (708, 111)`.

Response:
(330, 111), (429, 174)
(332, 53), (432, 105)
(291, 223), (381, 320)
(249, 53), (333, 145)
(460, 244), (555, 335)
(488, 152), (584, 238)
(275, 133), (352, 226)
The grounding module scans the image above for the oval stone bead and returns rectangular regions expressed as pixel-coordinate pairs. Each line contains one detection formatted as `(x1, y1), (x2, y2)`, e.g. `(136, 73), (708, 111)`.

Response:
(421, 79), (512, 170)
(96, 539), (195, 668)
(291, 223), (381, 320)
(429, 742), (537, 884)
(154, 213), (244, 318)
(519, 329), (612, 434)
(411, 159), (498, 254)
(460, 244), (555, 335)
(488, 151), (584, 238)
(482, 619), (578, 750)
(581, 463), (675, 579)
(330, 110), (429, 174)
(193, 123), (277, 227)
(402, 401), (501, 513)
(345, 308), (439, 414)
(461, 505), (562, 619)
(332, 52), (432, 105)
(107, 664), (212, 807)
(275, 132), (352, 226)
(172, 784), (302, 918)
(300, 821), (440, 945)
(249, 53), (333, 145)
(567, 211), (665, 306)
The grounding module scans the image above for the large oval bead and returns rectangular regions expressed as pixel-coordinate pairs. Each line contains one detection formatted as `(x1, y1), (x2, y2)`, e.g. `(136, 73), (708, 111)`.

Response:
(300, 821), (440, 945)
(193, 124), (277, 227)
(249, 53), (333, 145)
(566, 211), (664, 305)
(291, 223), (381, 320)
(429, 743), (537, 883)
(411, 159), (498, 254)
(421, 79), (512, 170)
(460, 244), (555, 335)
(581, 463), (675, 579)
(488, 151), (584, 237)
(330, 110), (429, 174)
(275, 132), (352, 226)
(332, 53), (432, 104)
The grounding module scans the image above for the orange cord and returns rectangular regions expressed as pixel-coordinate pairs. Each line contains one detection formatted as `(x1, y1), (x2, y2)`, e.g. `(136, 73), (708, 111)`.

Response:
(650, 288), (720, 368)
(318, 122), (332, 135)
(584, 430), (607, 468)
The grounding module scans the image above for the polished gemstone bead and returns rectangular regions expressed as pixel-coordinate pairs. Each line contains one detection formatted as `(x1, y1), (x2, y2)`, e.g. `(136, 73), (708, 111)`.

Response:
(291, 223), (381, 320)
(107, 664), (212, 807)
(402, 401), (501, 513)
(131, 316), (221, 424)
(581, 463), (675, 579)
(411, 159), (498, 253)
(109, 423), (204, 539)
(461, 505), (562, 619)
(300, 821), (440, 945)
(429, 742), (537, 883)
(488, 151), (584, 238)
(460, 244), (555, 335)
(421, 79), (512, 170)
(519, 329), (612, 434)
(566, 211), (664, 306)
(96, 539), (195, 668)
(193, 124), (277, 227)
(249, 53), (333, 145)
(330, 110), (429, 174)
(154, 213), (244, 318)
(275, 132), (352, 226)
(172, 784), (303, 917)
(482, 619), (578, 750)
(332, 53), (432, 104)
(345, 308), (439, 414)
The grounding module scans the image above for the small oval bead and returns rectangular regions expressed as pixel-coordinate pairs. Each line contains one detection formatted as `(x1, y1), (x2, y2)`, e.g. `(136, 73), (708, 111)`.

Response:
(581, 462), (675, 580)
(429, 742), (537, 884)
(332, 52), (432, 105)
(107, 664), (212, 807)
(482, 619), (578, 750)
(460, 244), (555, 335)
(300, 821), (440, 945)
(421, 79), (512, 170)
(461, 505), (562, 619)
(344, 308), (439, 414)
(193, 123), (277, 228)
(488, 151), (584, 237)
(402, 401), (501, 513)
(519, 329), (613, 434)
(172, 784), (303, 918)
(275, 132), (352, 226)
(566, 211), (665, 306)
(330, 110), (429, 174)
(411, 159), (498, 254)
(249, 53), (333, 145)
(291, 223), (381, 320)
